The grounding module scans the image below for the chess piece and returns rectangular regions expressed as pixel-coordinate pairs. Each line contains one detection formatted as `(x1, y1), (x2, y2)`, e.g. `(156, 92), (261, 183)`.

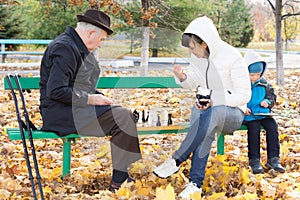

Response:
(148, 109), (157, 126)
(156, 114), (161, 126)
(142, 110), (146, 123)
(133, 109), (139, 123)
(167, 113), (173, 125)
(145, 111), (149, 122)
(161, 109), (168, 126)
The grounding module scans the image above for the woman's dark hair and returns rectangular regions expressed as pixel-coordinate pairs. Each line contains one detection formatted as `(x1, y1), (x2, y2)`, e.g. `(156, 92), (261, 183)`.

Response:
(181, 33), (203, 47)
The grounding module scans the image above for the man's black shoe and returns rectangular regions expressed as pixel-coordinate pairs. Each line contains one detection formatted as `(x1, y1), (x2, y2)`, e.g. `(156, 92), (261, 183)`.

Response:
(109, 177), (135, 192)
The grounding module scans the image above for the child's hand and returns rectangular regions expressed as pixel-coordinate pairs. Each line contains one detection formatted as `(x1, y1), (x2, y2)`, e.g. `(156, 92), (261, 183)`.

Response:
(245, 108), (251, 115)
(260, 100), (269, 108)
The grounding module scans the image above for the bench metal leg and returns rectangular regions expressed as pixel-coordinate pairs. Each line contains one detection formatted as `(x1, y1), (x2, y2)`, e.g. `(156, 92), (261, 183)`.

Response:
(2, 54), (7, 63)
(62, 138), (72, 179)
(217, 133), (225, 155)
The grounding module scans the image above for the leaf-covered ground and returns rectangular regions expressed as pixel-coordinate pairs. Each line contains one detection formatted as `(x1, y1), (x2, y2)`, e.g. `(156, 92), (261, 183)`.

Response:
(0, 68), (300, 199)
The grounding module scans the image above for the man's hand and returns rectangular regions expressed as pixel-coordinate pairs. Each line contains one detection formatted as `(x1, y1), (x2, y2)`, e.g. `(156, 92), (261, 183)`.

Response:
(260, 100), (269, 108)
(194, 99), (211, 110)
(174, 64), (186, 81)
(87, 94), (112, 105)
(245, 108), (251, 115)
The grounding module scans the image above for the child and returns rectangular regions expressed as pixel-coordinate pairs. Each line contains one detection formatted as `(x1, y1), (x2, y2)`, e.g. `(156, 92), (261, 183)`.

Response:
(244, 50), (285, 174)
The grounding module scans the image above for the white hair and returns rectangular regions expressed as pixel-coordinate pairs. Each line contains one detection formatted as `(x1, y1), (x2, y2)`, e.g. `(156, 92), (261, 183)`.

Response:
(76, 22), (102, 34)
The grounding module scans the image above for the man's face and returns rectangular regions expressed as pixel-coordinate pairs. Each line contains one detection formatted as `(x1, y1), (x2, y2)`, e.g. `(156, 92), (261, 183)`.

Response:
(249, 73), (261, 83)
(188, 39), (209, 58)
(87, 29), (108, 51)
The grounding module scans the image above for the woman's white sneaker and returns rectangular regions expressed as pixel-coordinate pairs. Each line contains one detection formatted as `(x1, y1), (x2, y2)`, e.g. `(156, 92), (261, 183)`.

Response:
(153, 158), (179, 178)
(179, 182), (202, 199)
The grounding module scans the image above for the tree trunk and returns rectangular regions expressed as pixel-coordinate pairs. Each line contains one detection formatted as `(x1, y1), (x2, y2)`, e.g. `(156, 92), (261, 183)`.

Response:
(140, 0), (149, 77)
(275, 0), (284, 85)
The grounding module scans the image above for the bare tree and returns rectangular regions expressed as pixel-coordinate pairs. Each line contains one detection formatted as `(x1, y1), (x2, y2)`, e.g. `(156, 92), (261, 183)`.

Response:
(140, 0), (150, 76)
(267, 0), (300, 85)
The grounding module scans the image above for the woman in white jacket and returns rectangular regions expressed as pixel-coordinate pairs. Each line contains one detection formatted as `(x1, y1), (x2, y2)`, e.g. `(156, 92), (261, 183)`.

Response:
(153, 16), (251, 198)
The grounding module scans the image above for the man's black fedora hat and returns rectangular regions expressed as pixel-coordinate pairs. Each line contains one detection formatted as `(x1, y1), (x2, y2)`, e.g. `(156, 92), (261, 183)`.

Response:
(77, 9), (113, 35)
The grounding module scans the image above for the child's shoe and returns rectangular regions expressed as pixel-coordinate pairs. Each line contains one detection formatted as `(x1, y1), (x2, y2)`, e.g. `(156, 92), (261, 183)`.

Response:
(249, 158), (264, 174)
(265, 157), (285, 173)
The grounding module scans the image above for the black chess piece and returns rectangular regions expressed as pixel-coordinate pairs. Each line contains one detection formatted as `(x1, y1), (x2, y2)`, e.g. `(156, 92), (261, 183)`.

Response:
(145, 111), (149, 122)
(133, 109), (139, 123)
(167, 113), (173, 125)
(156, 114), (161, 126)
(142, 110), (146, 123)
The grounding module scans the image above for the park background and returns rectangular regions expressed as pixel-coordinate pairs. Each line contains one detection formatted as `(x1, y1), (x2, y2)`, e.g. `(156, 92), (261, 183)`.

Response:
(0, 0), (300, 199)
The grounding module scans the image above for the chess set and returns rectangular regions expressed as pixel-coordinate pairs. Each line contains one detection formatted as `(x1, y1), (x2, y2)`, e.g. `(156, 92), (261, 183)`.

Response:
(133, 108), (173, 127)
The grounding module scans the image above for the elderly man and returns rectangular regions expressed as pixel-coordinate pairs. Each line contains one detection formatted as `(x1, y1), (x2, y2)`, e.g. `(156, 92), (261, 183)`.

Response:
(39, 9), (141, 192)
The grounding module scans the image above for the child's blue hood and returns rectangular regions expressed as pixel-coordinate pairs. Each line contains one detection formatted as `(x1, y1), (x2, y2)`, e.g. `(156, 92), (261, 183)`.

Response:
(244, 50), (267, 76)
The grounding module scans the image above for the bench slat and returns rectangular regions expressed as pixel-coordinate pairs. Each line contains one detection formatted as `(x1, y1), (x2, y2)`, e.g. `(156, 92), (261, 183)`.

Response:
(4, 76), (181, 90)
(0, 39), (52, 45)
(6, 125), (190, 141)
(0, 51), (44, 55)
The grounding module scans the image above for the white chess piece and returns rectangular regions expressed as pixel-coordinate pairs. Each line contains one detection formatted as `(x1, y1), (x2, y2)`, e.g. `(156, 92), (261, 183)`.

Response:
(161, 109), (168, 126)
(148, 109), (157, 126)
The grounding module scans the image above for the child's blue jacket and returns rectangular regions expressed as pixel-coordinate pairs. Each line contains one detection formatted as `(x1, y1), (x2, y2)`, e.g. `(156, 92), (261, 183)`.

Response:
(244, 77), (276, 122)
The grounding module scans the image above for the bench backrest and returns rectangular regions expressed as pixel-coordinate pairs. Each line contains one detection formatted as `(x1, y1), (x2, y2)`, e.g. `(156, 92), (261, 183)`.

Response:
(4, 76), (181, 90)
(0, 39), (52, 45)
(1, 39), (52, 52)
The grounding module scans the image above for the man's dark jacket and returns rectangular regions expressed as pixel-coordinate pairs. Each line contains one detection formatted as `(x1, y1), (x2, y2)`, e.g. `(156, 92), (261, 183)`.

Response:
(40, 26), (110, 136)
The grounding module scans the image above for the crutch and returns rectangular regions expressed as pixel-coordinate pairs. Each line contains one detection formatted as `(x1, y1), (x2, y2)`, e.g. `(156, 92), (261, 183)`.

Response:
(13, 74), (44, 200)
(6, 75), (44, 200)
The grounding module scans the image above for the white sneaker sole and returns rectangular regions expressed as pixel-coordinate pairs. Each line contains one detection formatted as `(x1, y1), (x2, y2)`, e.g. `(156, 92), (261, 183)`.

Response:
(153, 168), (179, 178)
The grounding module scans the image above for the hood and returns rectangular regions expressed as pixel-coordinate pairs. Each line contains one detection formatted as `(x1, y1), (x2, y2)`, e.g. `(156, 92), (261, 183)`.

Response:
(244, 50), (267, 76)
(183, 16), (222, 58)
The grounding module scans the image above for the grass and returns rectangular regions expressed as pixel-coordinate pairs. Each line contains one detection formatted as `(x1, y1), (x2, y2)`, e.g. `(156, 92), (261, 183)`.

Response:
(247, 41), (300, 51)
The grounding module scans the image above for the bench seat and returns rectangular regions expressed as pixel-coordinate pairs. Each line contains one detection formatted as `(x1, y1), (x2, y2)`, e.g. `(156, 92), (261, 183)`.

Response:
(5, 124), (248, 179)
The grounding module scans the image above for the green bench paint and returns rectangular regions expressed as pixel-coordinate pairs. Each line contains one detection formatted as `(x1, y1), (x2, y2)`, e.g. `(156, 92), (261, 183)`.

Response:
(4, 76), (245, 179)
(0, 39), (52, 63)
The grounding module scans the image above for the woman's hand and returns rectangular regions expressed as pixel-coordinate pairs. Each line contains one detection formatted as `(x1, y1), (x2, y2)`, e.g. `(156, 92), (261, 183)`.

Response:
(194, 99), (212, 110)
(174, 64), (186, 81)
(87, 94), (112, 105)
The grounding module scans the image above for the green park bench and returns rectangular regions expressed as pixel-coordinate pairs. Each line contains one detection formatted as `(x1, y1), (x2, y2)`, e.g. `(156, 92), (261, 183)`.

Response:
(4, 76), (248, 179)
(0, 39), (52, 63)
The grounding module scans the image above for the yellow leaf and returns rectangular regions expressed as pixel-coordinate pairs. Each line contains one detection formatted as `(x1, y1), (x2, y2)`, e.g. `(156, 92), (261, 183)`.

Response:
(116, 187), (131, 198)
(290, 101), (297, 108)
(208, 192), (226, 200)
(240, 168), (250, 184)
(190, 191), (202, 200)
(243, 192), (258, 199)
(156, 184), (175, 200)
(137, 187), (150, 196)
(279, 134), (288, 141)
(276, 97), (285, 104)
(296, 183), (300, 192)
(0, 189), (11, 199)
(203, 186), (211, 193)
(43, 186), (52, 194)
(216, 154), (227, 163)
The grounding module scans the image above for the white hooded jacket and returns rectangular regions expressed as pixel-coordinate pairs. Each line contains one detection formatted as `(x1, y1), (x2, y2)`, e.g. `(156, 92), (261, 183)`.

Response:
(174, 16), (251, 112)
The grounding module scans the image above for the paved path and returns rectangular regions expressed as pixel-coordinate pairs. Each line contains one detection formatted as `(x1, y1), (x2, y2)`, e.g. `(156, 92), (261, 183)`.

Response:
(1, 50), (299, 75)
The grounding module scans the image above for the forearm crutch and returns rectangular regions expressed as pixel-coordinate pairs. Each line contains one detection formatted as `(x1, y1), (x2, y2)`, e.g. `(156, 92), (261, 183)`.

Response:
(6, 75), (44, 200)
